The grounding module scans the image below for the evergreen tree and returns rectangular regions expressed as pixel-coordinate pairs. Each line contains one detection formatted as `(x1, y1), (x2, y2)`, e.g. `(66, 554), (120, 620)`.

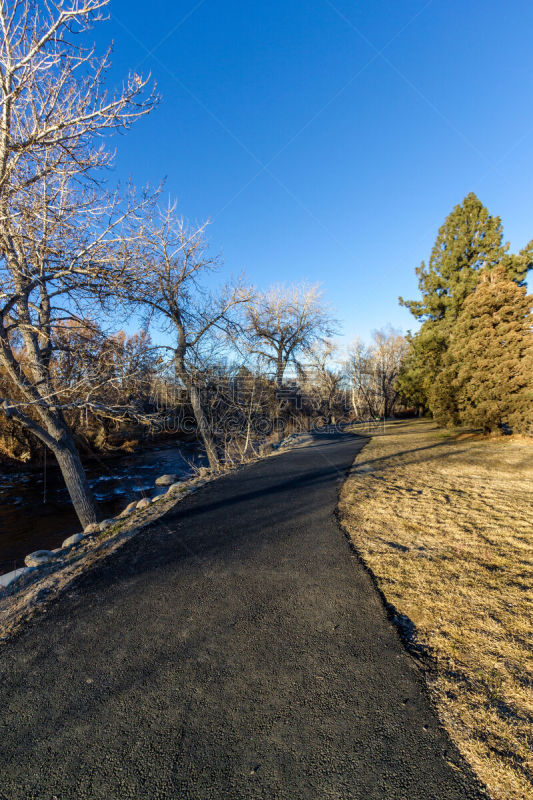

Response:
(398, 193), (532, 410)
(400, 192), (530, 323)
(396, 322), (447, 411)
(432, 268), (532, 433)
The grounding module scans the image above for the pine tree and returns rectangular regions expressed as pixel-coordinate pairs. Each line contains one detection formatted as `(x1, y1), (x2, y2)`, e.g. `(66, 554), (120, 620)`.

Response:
(401, 192), (531, 322)
(398, 193), (532, 410)
(432, 268), (532, 433)
(395, 322), (447, 411)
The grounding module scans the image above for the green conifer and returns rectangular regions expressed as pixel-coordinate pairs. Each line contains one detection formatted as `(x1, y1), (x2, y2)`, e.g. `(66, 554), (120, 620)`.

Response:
(433, 268), (532, 433)
(398, 193), (532, 411)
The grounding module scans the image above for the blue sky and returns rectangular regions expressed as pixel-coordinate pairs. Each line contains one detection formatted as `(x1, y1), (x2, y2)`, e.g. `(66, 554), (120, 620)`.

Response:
(94, 0), (533, 344)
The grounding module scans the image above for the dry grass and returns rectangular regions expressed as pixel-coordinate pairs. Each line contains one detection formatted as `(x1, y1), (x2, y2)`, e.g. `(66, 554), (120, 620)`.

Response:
(339, 419), (533, 800)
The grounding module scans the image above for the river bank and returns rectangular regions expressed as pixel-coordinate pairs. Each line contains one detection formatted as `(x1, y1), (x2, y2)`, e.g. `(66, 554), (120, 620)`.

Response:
(0, 438), (206, 574)
(0, 466), (215, 643)
(0, 431), (317, 643)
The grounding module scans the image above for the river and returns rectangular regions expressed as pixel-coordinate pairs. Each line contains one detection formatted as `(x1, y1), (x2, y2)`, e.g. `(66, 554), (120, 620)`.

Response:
(0, 441), (206, 575)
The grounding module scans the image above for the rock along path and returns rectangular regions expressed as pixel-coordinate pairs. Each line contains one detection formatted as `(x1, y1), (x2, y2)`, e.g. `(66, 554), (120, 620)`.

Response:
(0, 432), (485, 800)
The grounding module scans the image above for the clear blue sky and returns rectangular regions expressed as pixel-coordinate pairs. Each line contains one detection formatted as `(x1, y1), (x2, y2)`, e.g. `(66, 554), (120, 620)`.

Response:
(94, 0), (533, 344)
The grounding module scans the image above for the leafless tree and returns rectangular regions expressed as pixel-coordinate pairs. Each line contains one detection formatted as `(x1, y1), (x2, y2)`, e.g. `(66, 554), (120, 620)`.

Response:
(346, 327), (408, 420)
(244, 282), (336, 387)
(122, 203), (251, 470)
(191, 365), (275, 466)
(302, 340), (346, 425)
(0, 0), (156, 527)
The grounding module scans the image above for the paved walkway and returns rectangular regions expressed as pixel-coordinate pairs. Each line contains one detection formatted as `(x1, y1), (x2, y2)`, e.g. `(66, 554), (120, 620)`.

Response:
(0, 433), (485, 799)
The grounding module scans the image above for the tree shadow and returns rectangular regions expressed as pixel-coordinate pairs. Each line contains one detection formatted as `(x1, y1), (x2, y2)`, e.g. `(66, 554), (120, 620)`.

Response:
(352, 439), (470, 475)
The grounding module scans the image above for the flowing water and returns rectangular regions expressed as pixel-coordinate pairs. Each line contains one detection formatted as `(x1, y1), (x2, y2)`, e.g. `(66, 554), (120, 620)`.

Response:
(0, 441), (207, 574)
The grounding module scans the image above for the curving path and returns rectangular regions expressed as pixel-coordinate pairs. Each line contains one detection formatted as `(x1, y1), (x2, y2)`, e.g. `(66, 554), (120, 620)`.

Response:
(0, 432), (485, 799)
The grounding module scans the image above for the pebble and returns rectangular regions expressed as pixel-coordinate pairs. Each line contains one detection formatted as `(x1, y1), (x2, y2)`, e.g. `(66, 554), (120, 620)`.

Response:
(62, 533), (84, 548)
(0, 567), (31, 588)
(24, 550), (56, 568)
(155, 474), (179, 486)
(119, 501), (137, 518)
(83, 523), (100, 535)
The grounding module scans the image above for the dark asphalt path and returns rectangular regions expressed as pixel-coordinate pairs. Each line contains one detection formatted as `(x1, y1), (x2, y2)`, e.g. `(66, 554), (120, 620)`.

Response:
(0, 432), (485, 800)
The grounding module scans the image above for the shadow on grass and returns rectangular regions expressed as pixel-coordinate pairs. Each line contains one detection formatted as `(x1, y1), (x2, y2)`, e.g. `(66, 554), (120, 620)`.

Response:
(352, 439), (470, 476)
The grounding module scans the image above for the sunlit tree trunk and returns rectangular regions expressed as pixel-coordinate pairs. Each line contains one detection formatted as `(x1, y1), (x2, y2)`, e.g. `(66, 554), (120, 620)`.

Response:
(189, 381), (220, 470)
(52, 438), (98, 528)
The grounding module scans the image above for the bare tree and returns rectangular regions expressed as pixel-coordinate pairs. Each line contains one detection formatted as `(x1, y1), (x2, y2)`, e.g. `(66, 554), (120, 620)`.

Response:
(123, 204), (251, 470)
(302, 340), (345, 425)
(347, 327), (408, 420)
(0, 0), (155, 527)
(185, 364), (275, 467)
(244, 282), (336, 387)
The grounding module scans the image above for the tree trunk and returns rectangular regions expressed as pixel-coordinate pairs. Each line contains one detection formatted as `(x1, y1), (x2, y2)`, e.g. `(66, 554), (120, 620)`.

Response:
(275, 350), (284, 389)
(189, 383), (221, 470)
(174, 344), (220, 471)
(52, 439), (99, 529)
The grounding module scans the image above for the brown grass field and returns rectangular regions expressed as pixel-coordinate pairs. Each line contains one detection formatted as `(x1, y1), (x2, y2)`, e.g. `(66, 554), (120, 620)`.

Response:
(339, 419), (533, 800)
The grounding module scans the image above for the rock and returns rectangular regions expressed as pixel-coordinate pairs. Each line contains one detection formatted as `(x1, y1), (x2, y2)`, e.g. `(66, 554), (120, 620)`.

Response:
(24, 550), (56, 568)
(99, 518), (114, 532)
(155, 474), (179, 486)
(136, 497), (151, 510)
(62, 533), (84, 548)
(0, 566), (31, 589)
(167, 482), (183, 493)
(84, 523), (100, 535)
(119, 501), (137, 518)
